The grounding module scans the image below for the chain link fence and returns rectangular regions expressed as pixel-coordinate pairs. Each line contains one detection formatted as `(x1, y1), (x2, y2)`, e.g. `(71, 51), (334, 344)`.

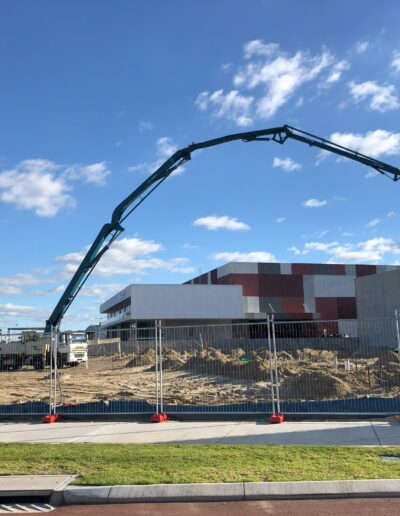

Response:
(1, 316), (400, 416)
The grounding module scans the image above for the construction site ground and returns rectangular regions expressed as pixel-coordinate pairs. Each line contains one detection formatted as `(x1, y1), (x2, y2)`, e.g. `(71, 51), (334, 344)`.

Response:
(0, 346), (399, 407)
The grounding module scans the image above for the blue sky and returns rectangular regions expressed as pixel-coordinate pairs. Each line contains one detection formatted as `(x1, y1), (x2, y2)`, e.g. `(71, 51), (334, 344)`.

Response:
(1, 0), (400, 330)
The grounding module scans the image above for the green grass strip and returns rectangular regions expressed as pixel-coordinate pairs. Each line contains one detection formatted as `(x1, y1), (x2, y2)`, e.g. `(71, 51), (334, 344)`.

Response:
(0, 444), (399, 485)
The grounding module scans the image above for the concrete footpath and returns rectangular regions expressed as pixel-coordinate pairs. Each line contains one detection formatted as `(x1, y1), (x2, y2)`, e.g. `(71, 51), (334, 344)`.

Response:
(0, 420), (399, 445)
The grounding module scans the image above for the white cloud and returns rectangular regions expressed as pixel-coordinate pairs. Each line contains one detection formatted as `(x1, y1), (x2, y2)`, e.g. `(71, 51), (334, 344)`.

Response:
(80, 283), (127, 299)
(272, 157), (302, 172)
(195, 90), (254, 127)
(0, 273), (51, 287)
(0, 303), (49, 321)
(289, 237), (400, 263)
(63, 162), (110, 186)
(182, 243), (199, 249)
(288, 246), (308, 256)
(55, 237), (194, 277)
(193, 215), (250, 231)
(275, 217), (286, 223)
(214, 251), (278, 262)
(138, 120), (154, 132)
(129, 136), (185, 176)
(364, 217), (382, 228)
(303, 198), (328, 208)
(348, 81), (400, 112)
(355, 41), (370, 54)
(329, 129), (400, 158)
(391, 51), (400, 74)
(387, 211), (397, 218)
(0, 158), (110, 217)
(0, 286), (21, 295)
(325, 60), (350, 84)
(196, 40), (348, 125)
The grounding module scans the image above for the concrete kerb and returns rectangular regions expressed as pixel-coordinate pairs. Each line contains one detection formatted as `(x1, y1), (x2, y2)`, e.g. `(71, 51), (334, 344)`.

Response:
(62, 479), (400, 504)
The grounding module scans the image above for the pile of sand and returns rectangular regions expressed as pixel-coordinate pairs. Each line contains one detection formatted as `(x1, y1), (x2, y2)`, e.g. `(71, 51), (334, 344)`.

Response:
(147, 349), (186, 372)
(125, 348), (156, 367)
(281, 370), (352, 400)
(374, 350), (399, 369)
(294, 348), (336, 363)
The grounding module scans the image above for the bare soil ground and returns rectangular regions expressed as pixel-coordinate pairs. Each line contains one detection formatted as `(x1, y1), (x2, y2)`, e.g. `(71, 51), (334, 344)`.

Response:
(0, 347), (399, 406)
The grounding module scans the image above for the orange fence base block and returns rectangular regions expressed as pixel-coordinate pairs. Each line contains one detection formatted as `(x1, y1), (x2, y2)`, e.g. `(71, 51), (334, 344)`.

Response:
(42, 414), (62, 424)
(150, 413), (168, 423)
(268, 413), (285, 424)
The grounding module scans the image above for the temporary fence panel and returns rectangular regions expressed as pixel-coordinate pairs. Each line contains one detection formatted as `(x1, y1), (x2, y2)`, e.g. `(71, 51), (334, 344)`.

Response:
(273, 317), (400, 415)
(58, 326), (158, 415)
(1, 315), (399, 417)
(156, 321), (275, 414)
(0, 331), (50, 415)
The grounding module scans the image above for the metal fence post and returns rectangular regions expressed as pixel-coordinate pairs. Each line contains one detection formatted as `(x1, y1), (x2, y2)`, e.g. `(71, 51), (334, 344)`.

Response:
(158, 320), (164, 414)
(395, 309), (400, 358)
(271, 314), (281, 414)
(267, 315), (276, 414)
(154, 320), (159, 414)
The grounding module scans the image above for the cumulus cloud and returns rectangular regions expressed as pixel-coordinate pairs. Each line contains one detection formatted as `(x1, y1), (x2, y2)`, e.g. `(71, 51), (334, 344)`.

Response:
(129, 136), (184, 176)
(0, 159), (110, 217)
(289, 237), (400, 263)
(364, 217), (382, 228)
(303, 198), (328, 208)
(193, 215), (250, 231)
(391, 51), (400, 74)
(0, 303), (49, 321)
(63, 162), (110, 186)
(275, 217), (286, 223)
(195, 90), (254, 127)
(196, 40), (349, 125)
(329, 129), (400, 158)
(0, 286), (21, 295)
(348, 81), (400, 112)
(213, 251), (278, 262)
(55, 237), (195, 277)
(272, 157), (302, 172)
(355, 41), (370, 54)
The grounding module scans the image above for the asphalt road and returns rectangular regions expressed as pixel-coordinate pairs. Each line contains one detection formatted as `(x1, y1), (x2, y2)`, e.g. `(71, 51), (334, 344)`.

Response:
(52, 499), (399, 515)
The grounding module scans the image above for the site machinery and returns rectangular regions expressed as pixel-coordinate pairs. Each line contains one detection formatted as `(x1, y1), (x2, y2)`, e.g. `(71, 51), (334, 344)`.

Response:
(44, 124), (399, 335)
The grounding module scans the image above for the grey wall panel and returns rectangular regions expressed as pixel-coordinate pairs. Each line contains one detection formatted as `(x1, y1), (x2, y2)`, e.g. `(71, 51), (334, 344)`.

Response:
(312, 264), (337, 275)
(243, 296), (260, 314)
(313, 275), (355, 297)
(100, 286), (131, 313)
(303, 275), (316, 313)
(356, 267), (400, 318)
(126, 284), (244, 319)
(258, 263), (281, 275)
(280, 263), (292, 275)
(216, 262), (258, 278)
(259, 297), (283, 313)
(345, 264), (356, 276)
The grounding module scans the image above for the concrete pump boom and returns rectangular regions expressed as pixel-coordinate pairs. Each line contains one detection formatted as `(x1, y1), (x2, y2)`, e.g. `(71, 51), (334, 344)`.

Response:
(45, 124), (400, 332)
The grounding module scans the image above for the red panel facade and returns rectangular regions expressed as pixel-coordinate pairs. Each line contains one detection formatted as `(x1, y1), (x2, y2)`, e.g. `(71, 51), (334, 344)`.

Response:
(259, 274), (304, 297)
(281, 297), (305, 313)
(315, 297), (338, 320)
(334, 264), (346, 275)
(356, 265), (377, 277)
(337, 297), (357, 319)
(217, 274), (259, 296)
(292, 263), (315, 275)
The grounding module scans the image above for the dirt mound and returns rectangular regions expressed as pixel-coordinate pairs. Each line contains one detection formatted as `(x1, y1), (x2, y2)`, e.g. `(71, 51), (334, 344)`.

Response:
(278, 351), (293, 361)
(281, 370), (352, 399)
(147, 349), (186, 372)
(183, 353), (270, 381)
(294, 348), (336, 363)
(374, 350), (399, 368)
(230, 348), (246, 359)
(125, 348), (156, 367)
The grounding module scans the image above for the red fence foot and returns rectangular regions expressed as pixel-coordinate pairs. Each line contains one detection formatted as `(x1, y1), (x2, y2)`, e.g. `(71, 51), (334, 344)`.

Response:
(269, 413), (285, 424)
(150, 413), (168, 423)
(42, 414), (62, 424)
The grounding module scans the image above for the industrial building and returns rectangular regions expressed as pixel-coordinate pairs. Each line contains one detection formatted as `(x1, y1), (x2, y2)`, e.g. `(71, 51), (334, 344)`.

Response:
(97, 261), (399, 335)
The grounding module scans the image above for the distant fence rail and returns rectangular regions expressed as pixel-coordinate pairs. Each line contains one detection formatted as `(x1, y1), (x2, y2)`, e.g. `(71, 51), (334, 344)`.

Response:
(0, 316), (399, 416)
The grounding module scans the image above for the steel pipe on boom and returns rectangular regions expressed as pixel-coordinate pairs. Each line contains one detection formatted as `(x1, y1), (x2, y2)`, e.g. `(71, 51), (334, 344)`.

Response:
(45, 124), (400, 333)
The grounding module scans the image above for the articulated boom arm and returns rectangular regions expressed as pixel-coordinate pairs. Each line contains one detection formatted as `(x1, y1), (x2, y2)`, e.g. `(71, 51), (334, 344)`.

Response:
(45, 125), (400, 332)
